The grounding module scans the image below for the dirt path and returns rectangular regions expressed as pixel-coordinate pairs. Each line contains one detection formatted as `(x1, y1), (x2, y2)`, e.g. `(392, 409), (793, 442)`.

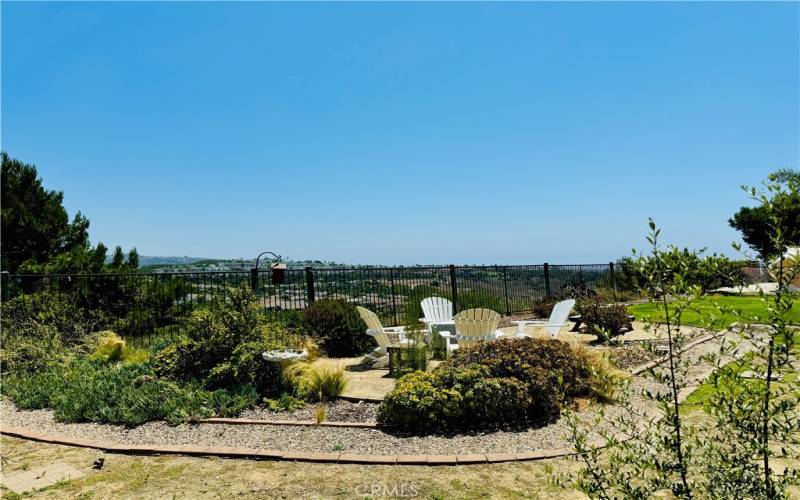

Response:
(0, 436), (585, 499)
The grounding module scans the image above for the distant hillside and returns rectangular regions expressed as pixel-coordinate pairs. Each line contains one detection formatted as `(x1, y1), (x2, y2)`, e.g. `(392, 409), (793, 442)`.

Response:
(135, 256), (345, 273)
(137, 256), (211, 267)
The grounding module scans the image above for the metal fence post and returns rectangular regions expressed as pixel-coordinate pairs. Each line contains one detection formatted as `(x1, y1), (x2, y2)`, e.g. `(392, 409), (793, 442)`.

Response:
(609, 262), (617, 302)
(1, 271), (9, 302)
(389, 268), (398, 325)
(544, 263), (551, 298)
(305, 267), (316, 304)
(249, 267), (258, 292)
(449, 265), (458, 314)
(502, 266), (510, 315)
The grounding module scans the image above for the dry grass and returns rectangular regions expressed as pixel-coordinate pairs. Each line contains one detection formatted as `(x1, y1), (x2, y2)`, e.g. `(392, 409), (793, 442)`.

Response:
(0, 436), (585, 499)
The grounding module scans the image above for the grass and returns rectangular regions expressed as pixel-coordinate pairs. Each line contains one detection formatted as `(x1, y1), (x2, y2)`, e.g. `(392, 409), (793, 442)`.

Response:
(628, 294), (800, 329)
(0, 436), (584, 499)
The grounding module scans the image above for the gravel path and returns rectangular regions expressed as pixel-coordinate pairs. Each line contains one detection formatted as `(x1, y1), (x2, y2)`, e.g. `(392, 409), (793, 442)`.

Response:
(0, 383), (664, 455)
(0, 332), (746, 456)
(240, 400), (379, 423)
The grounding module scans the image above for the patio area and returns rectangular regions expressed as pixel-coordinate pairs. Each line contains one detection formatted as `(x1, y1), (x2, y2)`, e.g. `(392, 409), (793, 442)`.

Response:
(336, 319), (706, 401)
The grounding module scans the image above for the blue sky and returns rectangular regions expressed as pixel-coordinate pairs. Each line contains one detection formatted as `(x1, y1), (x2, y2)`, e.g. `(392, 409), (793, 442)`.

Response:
(2, 2), (798, 265)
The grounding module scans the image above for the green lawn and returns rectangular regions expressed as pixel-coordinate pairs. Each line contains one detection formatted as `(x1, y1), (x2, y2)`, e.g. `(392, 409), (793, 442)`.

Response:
(628, 294), (800, 329)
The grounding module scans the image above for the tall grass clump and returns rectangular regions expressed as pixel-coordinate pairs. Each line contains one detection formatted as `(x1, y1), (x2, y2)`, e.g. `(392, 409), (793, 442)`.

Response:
(284, 361), (348, 402)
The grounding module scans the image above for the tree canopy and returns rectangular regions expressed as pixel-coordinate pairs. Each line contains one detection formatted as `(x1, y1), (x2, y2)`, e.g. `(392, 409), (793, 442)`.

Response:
(728, 169), (800, 260)
(1, 153), (138, 273)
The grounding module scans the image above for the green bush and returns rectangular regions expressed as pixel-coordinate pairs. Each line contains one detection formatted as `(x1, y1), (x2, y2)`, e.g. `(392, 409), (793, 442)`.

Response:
(264, 392), (306, 412)
(152, 340), (209, 380)
(577, 299), (633, 341)
(378, 371), (464, 433)
(1, 291), (107, 346)
(377, 338), (595, 433)
(627, 249), (744, 295)
(2, 356), (259, 426)
(447, 337), (592, 400)
(378, 363), (534, 433)
(302, 299), (373, 357)
(434, 364), (532, 424)
(153, 284), (309, 396)
(0, 321), (72, 376)
(204, 340), (281, 395)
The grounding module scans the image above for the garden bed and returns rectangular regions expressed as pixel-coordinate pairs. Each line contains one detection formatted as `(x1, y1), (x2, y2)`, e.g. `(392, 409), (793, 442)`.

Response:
(240, 400), (379, 424)
(0, 305), (742, 459)
(0, 388), (649, 456)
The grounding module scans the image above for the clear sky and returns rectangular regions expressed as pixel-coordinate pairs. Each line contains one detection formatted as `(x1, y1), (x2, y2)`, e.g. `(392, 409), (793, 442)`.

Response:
(2, 2), (798, 265)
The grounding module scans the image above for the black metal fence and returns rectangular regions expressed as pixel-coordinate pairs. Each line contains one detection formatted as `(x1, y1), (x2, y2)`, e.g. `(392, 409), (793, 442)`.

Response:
(2, 263), (622, 346)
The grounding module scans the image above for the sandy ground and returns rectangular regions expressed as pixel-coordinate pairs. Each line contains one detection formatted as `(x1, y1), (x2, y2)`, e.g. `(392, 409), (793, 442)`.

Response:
(0, 436), (585, 499)
(339, 322), (706, 401)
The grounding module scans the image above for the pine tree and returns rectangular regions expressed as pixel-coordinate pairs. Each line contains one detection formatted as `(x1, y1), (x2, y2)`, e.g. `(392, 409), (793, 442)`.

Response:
(111, 246), (125, 268)
(127, 248), (139, 269)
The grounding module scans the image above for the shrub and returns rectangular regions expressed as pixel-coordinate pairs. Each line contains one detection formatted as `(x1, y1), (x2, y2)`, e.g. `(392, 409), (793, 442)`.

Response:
(87, 331), (149, 365)
(378, 363), (537, 433)
(0, 321), (71, 375)
(302, 299), (373, 357)
(264, 392), (306, 412)
(379, 338), (596, 432)
(153, 284), (311, 396)
(2, 356), (259, 426)
(152, 340), (209, 380)
(446, 337), (592, 399)
(1, 291), (107, 346)
(285, 361), (348, 401)
(578, 298), (632, 341)
(435, 364), (532, 425)
(629, 248), (744, 296)
(204, 340), (282, 395)
(571, 345), (628, 402)
(378, 371), (464, 433)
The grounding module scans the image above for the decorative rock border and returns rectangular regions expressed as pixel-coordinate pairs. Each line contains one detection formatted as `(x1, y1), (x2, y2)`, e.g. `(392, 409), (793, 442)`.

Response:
(0, 425), (577, 465)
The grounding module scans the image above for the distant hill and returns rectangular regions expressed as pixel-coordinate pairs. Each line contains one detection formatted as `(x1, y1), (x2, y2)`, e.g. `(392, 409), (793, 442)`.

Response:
(135, 256), (345, 273)
(137, 256), (212, 267)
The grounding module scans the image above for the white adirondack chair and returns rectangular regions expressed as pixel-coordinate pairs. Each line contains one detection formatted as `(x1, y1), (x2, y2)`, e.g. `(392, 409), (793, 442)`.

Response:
(421, 296), (456, 355)
(440, 308), (502, 355)
(512, 299), (575, 339)
(420, 296), (453, 324)
(356, 306), (412, 368)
